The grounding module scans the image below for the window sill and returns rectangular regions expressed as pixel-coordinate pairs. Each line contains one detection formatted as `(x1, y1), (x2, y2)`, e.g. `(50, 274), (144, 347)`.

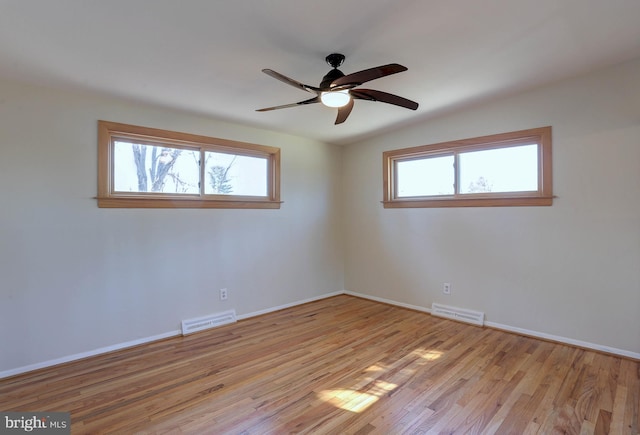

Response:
(97, 197), (282, 209)
(382, 196), (554, 208)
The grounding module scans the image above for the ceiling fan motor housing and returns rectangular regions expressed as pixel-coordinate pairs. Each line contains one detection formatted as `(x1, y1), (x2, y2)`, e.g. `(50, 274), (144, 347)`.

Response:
(321, 53), (347, 89)
(320, 68), (345, 89)
(325, 53), (345, 69)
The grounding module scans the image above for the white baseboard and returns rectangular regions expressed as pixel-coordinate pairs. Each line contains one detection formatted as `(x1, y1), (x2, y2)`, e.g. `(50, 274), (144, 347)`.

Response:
(4, 290), (637, 379)
(236, 291), (344, 320)
(345, 291), (640, 360)
(485, 321), (640, 360)
(344, 290), (432, 314)
(0, 330), (181, 380)
(0, 291), (345, 380)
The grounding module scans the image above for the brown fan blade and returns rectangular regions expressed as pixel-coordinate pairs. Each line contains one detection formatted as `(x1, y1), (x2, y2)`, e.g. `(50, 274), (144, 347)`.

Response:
(262, 69), (320, 94)
(350, 89), (418, 110)
(334, 98), (354, 125)
(256, 96), (320, 112)
(330, 64), (407, 87)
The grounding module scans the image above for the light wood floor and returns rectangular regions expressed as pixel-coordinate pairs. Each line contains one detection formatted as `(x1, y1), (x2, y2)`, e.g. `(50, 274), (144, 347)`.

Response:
(1, 295), (638, 434)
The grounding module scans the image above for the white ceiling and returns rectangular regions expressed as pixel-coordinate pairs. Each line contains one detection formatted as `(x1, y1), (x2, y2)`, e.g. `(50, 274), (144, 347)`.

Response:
(1, 0), (639, 145)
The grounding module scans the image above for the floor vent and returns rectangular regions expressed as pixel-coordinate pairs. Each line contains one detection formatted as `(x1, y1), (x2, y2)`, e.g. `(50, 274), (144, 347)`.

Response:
(181, 310), (237, 335)
(431, 303), (484, 326)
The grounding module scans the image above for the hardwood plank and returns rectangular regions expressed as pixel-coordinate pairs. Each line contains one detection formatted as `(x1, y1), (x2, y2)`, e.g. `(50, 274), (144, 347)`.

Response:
(1, 295), (638, 434)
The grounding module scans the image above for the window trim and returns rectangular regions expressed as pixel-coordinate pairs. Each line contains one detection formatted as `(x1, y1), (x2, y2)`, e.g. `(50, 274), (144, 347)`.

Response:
(97, 121), (281, 209)
(382, 126), (552, 208)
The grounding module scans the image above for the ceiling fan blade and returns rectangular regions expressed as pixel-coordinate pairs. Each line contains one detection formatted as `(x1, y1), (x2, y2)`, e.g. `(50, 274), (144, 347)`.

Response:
(334, 98), (354, 125)
(351, 89), (419, 110)
(261, 69), (320, 94)
(256, 96), (320, 112)
(330, 64), (407, 88)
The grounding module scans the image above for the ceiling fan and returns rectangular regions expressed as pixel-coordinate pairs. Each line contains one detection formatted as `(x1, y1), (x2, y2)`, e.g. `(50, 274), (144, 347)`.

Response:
(256, 53), (419, 125)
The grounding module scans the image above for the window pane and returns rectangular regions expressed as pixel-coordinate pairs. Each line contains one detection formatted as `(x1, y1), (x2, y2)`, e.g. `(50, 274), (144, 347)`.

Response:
(204, 152), (268, 196)
(396, 155), (454, 197)
(459, 144), (538, 194)
(113, 141), (200, 194)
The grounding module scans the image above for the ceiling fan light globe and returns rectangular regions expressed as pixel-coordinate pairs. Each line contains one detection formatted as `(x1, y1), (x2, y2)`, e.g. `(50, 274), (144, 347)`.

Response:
(320, 90), (350, 108)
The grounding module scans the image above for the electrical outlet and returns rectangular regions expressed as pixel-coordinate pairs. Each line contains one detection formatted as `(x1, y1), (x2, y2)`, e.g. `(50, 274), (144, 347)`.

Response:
(443, 283), (451, 295)
(220, 288), (228, 301)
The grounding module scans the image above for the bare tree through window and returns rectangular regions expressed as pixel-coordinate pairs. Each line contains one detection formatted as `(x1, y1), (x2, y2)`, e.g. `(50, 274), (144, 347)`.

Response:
(207, 155), (236, 194)
(467, 176), (493, 193)
(131, 145), (183, 192)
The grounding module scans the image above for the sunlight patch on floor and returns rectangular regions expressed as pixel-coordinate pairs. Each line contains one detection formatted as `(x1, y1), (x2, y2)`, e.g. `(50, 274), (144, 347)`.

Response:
(317, 380), (398, 413)
(317, 349), (442, 413)
(412, 348), (444, 361)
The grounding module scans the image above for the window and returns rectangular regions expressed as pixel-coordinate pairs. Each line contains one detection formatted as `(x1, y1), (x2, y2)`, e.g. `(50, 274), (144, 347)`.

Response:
(98, 121), (281, 208)
(383, 126), (552, 208)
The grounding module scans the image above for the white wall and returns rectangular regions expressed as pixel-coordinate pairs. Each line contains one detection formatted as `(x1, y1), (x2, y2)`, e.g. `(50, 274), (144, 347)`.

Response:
(343, 58), (640, 356)
(2, 58), (638, 377)
(0, 81), (344, 374)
